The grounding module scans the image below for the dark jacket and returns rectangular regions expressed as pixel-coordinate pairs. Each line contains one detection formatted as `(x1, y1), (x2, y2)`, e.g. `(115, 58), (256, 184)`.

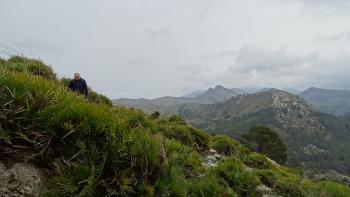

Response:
(68, 78), (88, 97)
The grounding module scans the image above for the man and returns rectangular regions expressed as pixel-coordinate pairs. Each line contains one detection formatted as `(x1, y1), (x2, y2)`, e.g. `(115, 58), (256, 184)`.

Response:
(68, 73), (88, 97)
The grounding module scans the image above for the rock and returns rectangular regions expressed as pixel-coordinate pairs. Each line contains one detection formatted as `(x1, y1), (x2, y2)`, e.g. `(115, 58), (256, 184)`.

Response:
(0, 162), (46, 197)
(266, 157), (280, 167)
(202, 149), (222, 169)
(209, 149), (217, 154)
(313, 170), (350, 187)
(256, 184), (281, 197)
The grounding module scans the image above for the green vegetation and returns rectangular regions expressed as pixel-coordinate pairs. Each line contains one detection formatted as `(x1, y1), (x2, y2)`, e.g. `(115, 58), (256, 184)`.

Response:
(242, 126), (287, 164)
(211, 135), (249, 158)
(0, 56), (349, 196)
(244, 153), (272, 169)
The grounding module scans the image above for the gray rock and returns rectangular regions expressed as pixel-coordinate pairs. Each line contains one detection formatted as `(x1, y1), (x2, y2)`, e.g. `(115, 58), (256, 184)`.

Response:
(0, 162), (46, 197)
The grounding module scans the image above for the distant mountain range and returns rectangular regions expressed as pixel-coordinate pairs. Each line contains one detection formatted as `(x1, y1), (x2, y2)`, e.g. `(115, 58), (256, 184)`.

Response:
(299, 87), (350, 116)
(115, 85), (248, 114)
(114, 86), (350, 175)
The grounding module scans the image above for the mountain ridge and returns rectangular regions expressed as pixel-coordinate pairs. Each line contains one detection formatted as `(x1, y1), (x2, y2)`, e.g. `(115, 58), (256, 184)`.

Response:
(115, 87), (350, 175)
(299, 87), (350, 116)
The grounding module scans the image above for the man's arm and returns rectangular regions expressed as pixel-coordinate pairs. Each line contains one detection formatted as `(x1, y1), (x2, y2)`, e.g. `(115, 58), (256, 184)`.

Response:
(83, 80), (88, 97)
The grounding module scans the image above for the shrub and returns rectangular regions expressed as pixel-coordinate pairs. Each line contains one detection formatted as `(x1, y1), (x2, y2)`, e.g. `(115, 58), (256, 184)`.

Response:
(317, 181), (350, 197)
(168, 115), (186, 124)
(138, 182), (155, 197)
(211, 135), (250, 157)
(154, 166), (188, 196)
(189, 176), (234, 197)
(165, 139), (203, 177)
(242, 126), (287, 164)
(244, 153), (271, 169)
(254, 169), (280, 187)
(150, 111), (160, 119)
(158, 123), (210, 151)
(273, 178), (305, 197)
(214, 158), (260, 197)
(6, 55), (57, 80)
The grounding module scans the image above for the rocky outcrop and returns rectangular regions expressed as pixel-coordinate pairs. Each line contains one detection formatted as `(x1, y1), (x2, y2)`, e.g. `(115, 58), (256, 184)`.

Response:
(0, 162), (46, 197)
(202, 149), (222, 169)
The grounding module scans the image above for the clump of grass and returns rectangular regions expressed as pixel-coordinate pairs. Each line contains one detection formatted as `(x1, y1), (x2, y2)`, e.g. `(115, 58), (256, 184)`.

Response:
(316, 181), (350, 197)
(273, 177), (305, 197)
(5, 55), (57, 80)
(189, 176), (234, 197)
(213, 157), (261, 197)
(157, 118), (210, 151)
(211, 135), (250, 157)
(164, 139), (203, 177)
(244, 153), (272, 169)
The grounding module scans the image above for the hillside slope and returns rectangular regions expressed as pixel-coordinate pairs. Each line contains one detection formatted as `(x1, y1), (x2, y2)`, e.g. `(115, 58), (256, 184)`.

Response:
(0, 56), (349, 196)
(299, 87), (350, 116)
(178, 89), (350, 176)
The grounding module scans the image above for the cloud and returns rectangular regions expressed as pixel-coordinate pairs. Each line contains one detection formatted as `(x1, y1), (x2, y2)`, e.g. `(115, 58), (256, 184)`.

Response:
(198, 51), (236, 61)
(179, 45), (350, 91)
(145, 27), (172, 41)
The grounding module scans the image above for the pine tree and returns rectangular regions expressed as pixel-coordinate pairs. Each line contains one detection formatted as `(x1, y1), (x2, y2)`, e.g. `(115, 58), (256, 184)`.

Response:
(242, 126), (287, 164)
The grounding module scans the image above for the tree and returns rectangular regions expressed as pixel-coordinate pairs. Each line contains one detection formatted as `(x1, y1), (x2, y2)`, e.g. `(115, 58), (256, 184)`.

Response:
(242, 126), (287, 164)
(150, 111), (160, 119)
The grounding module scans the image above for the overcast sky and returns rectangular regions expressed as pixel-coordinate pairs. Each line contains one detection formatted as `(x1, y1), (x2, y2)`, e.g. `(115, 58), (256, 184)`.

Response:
(1, 0), (350, 99)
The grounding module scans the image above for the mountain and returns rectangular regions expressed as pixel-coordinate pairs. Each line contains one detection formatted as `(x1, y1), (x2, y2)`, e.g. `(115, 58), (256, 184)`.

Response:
(114, 85), (247, 114)
(178, 89), (350, 175)
(192, 85), (247, 103)
(299, 87), (350, 116)
(115, 86), (350, 176)
(181, 90), (206, 98)
(3, 56), (349, 196)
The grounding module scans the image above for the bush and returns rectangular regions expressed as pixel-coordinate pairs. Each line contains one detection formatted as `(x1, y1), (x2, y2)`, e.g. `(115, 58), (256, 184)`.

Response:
(158, 122), (210, 151)
(189, 176), (235, 197)
(242, 126), (287, 164)
(5, 55), (57, 80)
(150, 111), (160, 119)
(211, 135), (250, 157)
(317, 181), (350, 197)
(273, 178), (304, 197)
(168, 115), (186, 124)
(165, 139), (203, 177)
(138, 182), (155, 197)
(154, 166), (188, 196)
(214, 158), (260, 197)
(254, 169), (280, 187)
(244, 153), (271, 169)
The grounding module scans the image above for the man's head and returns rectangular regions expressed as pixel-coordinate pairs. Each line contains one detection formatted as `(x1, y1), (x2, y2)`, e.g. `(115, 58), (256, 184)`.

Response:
(74, 73), (81, 80)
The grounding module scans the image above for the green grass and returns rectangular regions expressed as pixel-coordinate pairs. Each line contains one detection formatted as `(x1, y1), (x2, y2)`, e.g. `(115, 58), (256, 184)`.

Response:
(0, 56), (349, 196)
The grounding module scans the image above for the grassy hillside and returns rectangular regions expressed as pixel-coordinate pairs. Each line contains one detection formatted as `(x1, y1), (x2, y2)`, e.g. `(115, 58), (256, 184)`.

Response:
(0, 56), (349, 196)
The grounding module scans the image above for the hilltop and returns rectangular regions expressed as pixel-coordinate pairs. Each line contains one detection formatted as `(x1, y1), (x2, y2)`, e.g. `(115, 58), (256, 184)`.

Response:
(0, 56), (349, 196)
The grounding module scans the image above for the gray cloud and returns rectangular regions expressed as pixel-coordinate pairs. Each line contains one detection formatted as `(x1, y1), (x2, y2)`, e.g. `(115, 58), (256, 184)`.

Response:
(1, 0), (350, 98)
(145, 27), (172, 41)
(179, 45), (350, 91)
